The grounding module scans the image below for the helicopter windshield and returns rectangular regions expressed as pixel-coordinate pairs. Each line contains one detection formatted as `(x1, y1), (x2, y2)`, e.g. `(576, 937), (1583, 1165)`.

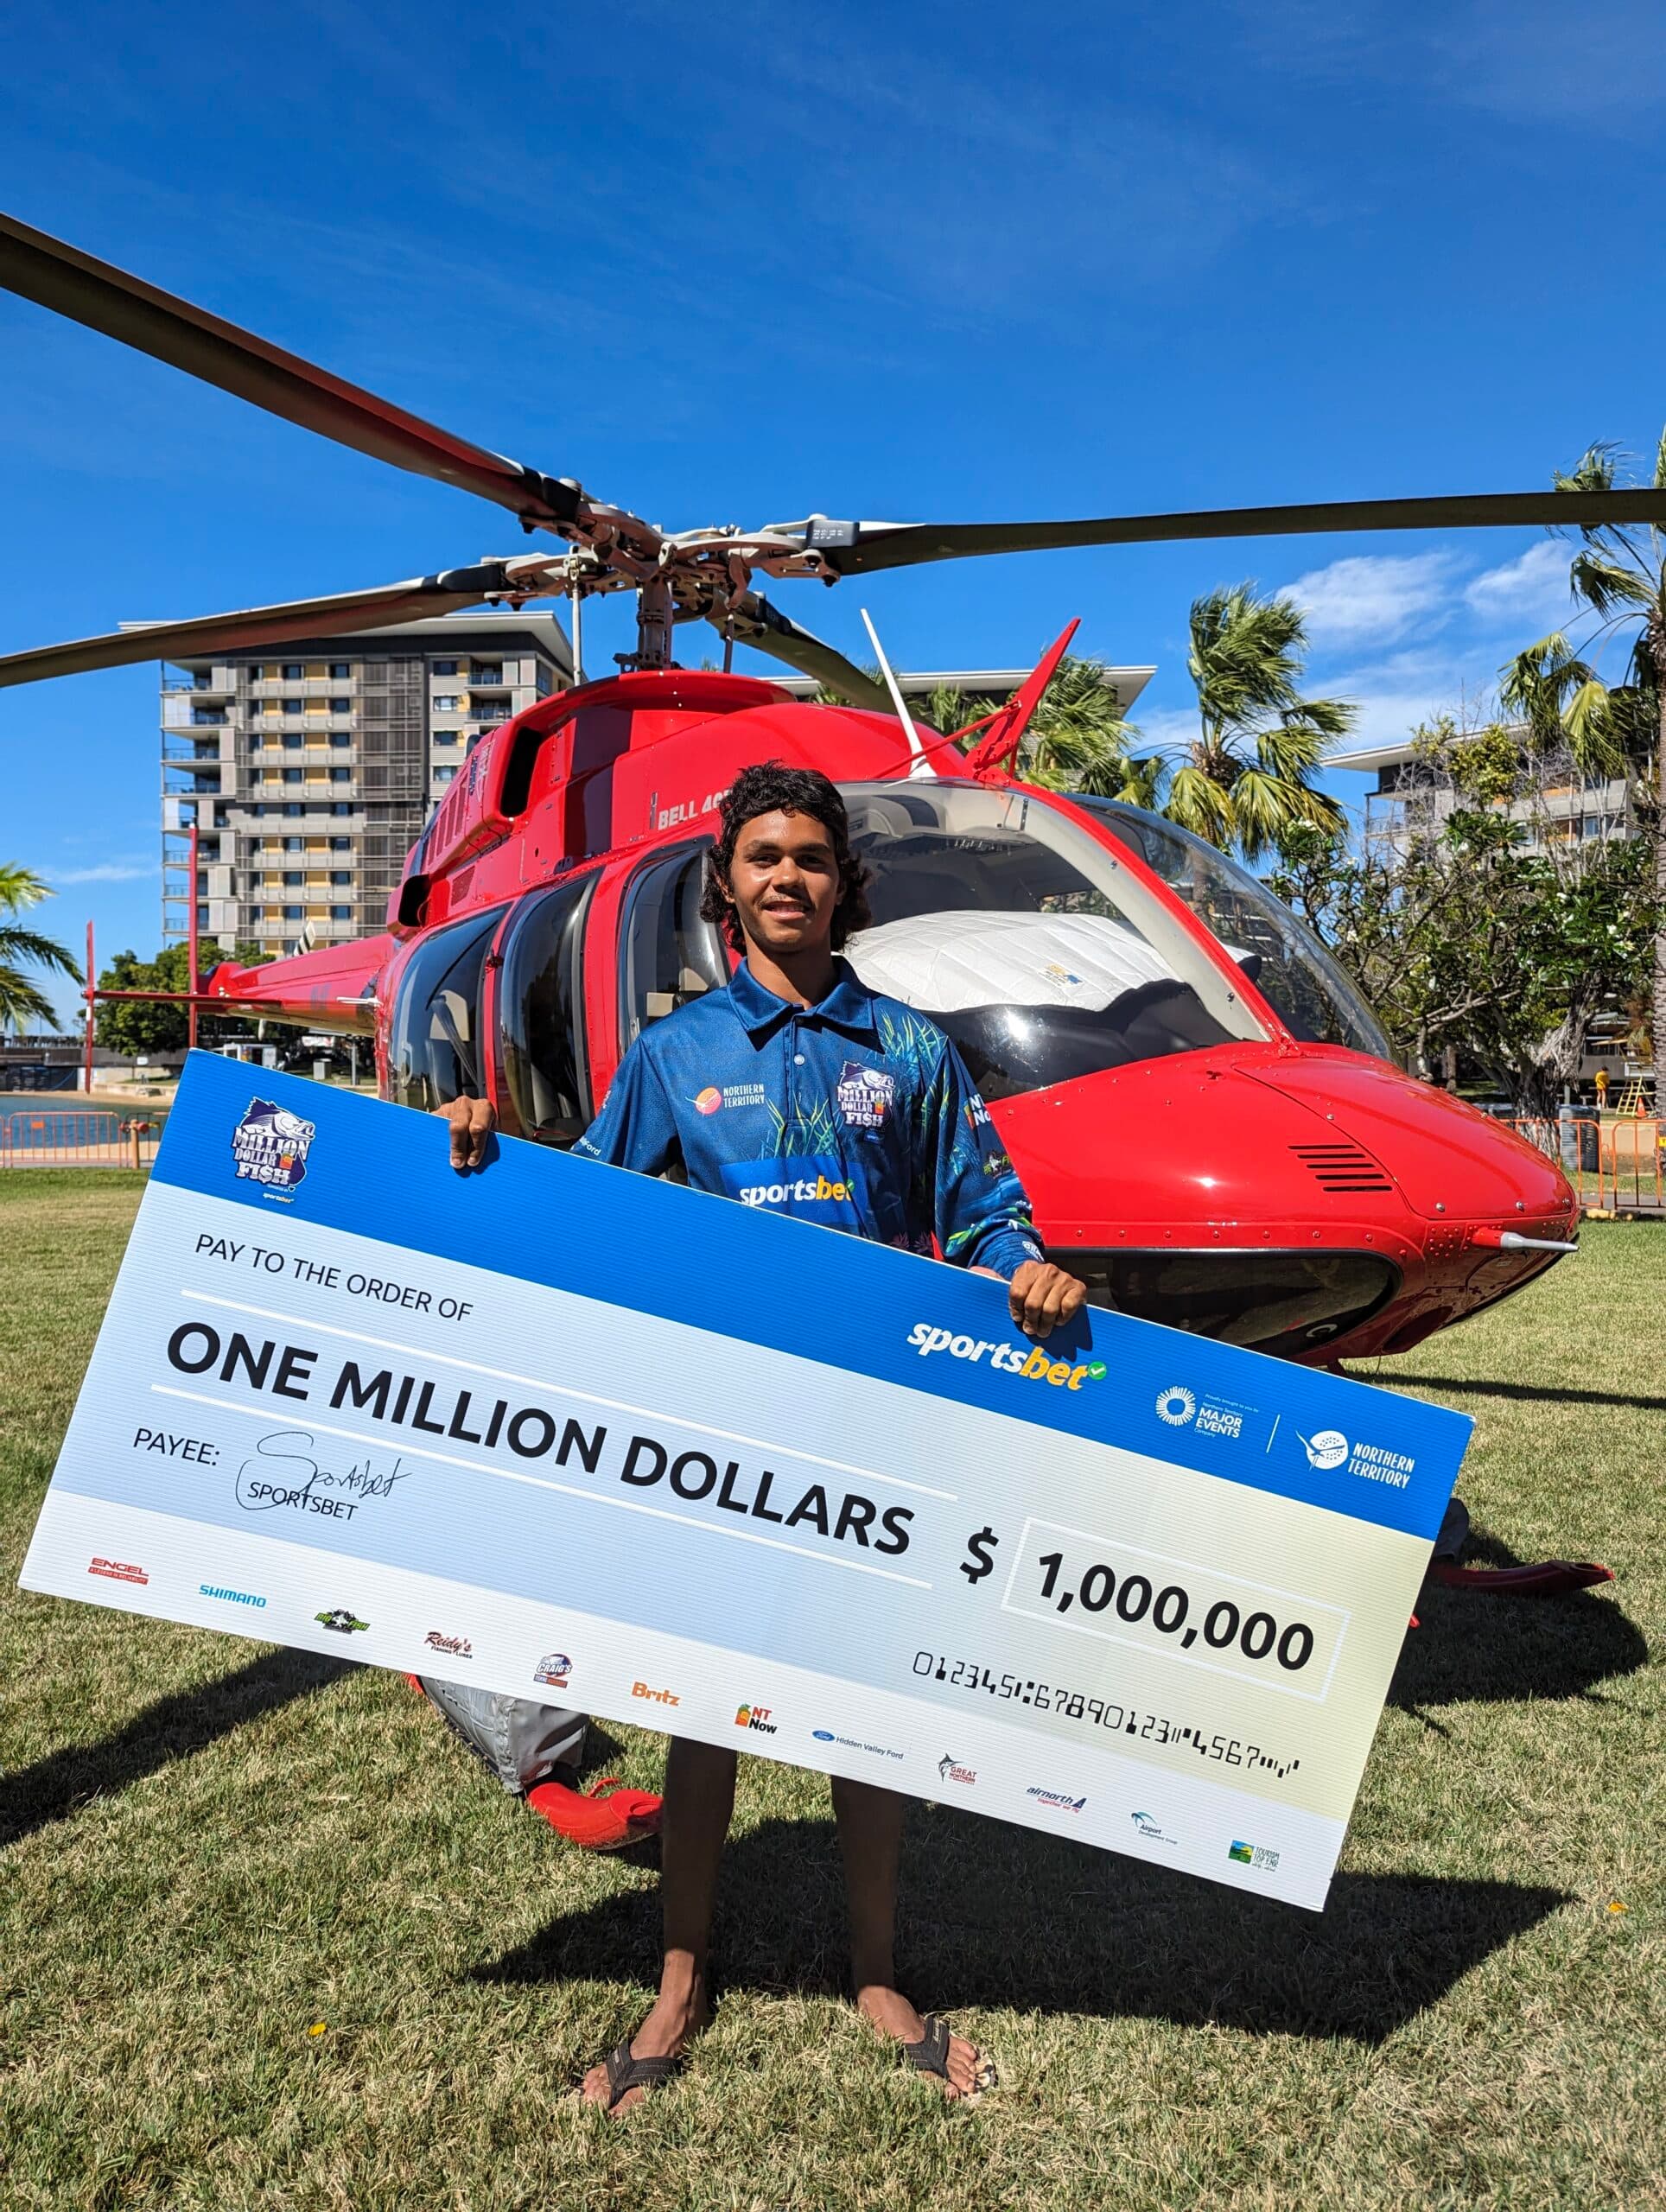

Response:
(840, 782), (1268, 1102)
(1077, 802), (1393, 1061)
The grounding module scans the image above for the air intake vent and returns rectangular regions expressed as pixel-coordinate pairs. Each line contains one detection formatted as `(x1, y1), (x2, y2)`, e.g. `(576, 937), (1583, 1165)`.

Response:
(1290, 1143), (1394, 1193)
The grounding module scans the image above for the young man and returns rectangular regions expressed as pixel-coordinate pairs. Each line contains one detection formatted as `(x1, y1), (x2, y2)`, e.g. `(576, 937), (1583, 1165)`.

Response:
(440, 761), (1085, 2113)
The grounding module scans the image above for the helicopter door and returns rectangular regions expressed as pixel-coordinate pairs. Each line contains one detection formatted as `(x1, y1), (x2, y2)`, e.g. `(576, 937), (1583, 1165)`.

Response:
(618, 840), (729, 1049)
(497, 872), (597, 1143)
(386, 906), (509, 1113)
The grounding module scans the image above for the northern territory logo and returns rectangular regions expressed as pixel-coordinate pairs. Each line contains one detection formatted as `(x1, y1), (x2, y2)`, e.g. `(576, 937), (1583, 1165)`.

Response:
(692, 1081), (766, 1116)
(231, 1096), (316, 1198)
(836, 1059), (894, 1129)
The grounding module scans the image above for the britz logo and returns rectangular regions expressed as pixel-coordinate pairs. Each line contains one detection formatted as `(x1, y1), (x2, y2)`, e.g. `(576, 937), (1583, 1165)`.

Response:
(735, 1702), (778, 1734)
(633, 1681), (679, 1707)
(938, 1754), (976, 1786)
(89, 1556), (148, 1586)
(231, 1096), (316, 1196)
(1027, 1786), (1086, 1812)
(533, 1652), (571, 1688)
(424, 1630), (473, 1659)
(908, 1323), (1105, 1391)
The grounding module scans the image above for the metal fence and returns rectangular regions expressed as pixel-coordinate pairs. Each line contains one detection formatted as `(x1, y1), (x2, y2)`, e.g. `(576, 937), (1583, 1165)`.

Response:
(0, 1109), (165, 1169)
(1510, 1116), (1664, 1215)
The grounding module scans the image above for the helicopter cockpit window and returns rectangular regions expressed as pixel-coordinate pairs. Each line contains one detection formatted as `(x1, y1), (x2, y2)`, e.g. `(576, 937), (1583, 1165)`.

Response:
(386, 906), (506, 1114)
(839, 783), (1266, 1103)
(620, 842), (730, 1049)
(499, 873), (595, 1143)
(1079, 802), (1394, 1062)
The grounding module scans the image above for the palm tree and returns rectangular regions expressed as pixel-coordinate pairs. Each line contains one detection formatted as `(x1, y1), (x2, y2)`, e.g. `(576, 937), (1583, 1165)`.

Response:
(1500, 437), (1666, 1106)
(0, 864), (80, 1033)
(1165, 584), (1353, 860)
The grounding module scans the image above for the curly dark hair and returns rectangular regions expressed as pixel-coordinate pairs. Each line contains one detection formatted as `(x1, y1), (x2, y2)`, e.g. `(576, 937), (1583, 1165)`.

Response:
(700, 760), (872, 953)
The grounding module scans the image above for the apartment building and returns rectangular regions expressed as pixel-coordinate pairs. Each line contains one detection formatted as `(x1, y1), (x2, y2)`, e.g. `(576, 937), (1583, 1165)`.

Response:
(1333, 728), (1636, 858)
(149, 613), (570, 957)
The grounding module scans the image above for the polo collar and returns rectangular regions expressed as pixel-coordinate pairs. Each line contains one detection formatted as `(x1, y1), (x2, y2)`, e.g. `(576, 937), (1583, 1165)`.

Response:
(726, 957), (880, 1043)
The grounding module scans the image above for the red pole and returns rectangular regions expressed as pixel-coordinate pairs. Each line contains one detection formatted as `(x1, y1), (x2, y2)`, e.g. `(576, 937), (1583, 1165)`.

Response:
(188, 819), (200, 1053)
(84, 918), (95, 1096)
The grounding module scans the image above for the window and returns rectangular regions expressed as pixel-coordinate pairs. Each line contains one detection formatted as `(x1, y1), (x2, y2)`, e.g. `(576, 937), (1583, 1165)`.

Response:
(282, 664), (303, 681)
(433, 730), (459, 747)
(432, 695), (459, 712)
(330, 836), (352, 851)
(387, 906), (506, 1112)
(283, 734), (302, 750)
(283, 905), (304, 921)
(499, 877), (594, 1141)
(331, 870), (351, 886)
(436, 766), (456, 784)
(283, 697), (302, 715)
(283, 870), (302, 886)
(329, 697), (350, 714)
(1080, 803), (1392, 1060)
(619, 842), (728, 1047)
(332, 802), (353, 817)
(331, 906), (352, 921)
(283, 804), (302, 817)
(284, 836), (304, 852)
(432, 659), (458, 677)
(471, 665), (503, 685)
(329, 663), (351, 680)
(330, 731), (350, 747)
(250, 666), (266, 681)
(283, 768), (303, 785)
(331, 767), (351, 783)
(837, 783), (1263, 1103)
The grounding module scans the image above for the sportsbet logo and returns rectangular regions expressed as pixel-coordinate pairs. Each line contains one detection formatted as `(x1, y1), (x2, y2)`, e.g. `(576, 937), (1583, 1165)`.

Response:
(907, 1323), (1107, 1392)
(718, 1154), (862, 1224)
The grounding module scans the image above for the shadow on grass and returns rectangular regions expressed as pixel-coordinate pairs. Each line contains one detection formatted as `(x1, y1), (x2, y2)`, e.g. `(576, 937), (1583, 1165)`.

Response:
(474, 1813), (1568, 2046)
(0, 1646), (354, 1849)
(1392, 1530), (1650, 1710)
(1389, 1373), (1666, 1414)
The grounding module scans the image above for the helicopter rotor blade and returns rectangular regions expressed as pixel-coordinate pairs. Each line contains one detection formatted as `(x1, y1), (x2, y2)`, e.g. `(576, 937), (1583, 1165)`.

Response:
(0, 211), (582, 529)
(0, 567), (518, 690)
(791, 487), (1666, 577)
(722, 593), (893, 714)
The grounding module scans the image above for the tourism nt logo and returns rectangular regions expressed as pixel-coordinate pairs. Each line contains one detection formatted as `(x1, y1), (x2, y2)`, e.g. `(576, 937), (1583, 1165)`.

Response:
(909, 1323), (1106, 1392)
(735, 1702), (778, 1735)
(89, 1556), (148, 1586)
(1229, 1839), (1281, 1872)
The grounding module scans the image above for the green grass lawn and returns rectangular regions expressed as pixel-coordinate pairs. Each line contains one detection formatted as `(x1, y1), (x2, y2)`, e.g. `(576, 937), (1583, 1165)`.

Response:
(2, 1173), (1661, 2210)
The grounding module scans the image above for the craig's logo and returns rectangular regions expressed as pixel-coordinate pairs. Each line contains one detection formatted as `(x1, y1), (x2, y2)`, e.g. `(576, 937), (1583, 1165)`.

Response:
(836, 1059), (894, 1129)
(909, 1323), (1106, 1392)
(533, 1652), (572, 1688)
(231, 1096), (316, 1197)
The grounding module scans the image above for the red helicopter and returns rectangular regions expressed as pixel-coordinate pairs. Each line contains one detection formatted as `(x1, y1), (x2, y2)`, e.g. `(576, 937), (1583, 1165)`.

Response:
(5, 207), (1656, 1382)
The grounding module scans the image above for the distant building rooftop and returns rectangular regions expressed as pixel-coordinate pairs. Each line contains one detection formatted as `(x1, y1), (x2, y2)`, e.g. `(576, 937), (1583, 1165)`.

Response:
(769, 664), (1155, 716)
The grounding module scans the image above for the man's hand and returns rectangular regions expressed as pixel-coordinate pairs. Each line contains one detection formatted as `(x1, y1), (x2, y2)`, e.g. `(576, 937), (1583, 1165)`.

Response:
(436, 1094), (496, 1173)
(1006, 1259), (1088, 1341)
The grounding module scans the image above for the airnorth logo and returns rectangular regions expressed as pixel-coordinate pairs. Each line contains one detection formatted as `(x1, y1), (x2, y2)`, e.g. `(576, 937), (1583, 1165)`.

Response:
(908, 1323), (1106, 1392)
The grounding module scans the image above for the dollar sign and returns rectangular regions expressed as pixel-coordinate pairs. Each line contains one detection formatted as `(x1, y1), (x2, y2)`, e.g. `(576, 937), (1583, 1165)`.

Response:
(959, 1525), (998, 1585)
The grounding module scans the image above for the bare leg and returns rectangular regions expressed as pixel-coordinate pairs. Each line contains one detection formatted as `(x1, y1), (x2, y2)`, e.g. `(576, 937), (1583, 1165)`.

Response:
(832, 1774), (990, 2099)
(581, 1737), (735, 2113)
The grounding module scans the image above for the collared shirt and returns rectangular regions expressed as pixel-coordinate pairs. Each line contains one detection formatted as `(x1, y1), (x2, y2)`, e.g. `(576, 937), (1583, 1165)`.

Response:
(573, 958), (1044, 1278)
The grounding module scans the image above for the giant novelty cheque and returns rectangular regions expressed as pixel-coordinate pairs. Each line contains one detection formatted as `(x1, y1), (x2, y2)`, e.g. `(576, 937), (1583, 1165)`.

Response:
(22, 1052), (1470, 1909)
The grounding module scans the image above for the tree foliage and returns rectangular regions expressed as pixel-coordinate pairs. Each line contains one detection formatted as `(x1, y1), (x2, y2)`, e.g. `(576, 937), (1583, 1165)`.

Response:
(93, 944), (270, 1058)
(0, 864), (80, 1034)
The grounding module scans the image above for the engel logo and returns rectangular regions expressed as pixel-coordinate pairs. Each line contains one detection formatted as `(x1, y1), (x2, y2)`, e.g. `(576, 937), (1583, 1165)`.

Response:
(908, 1322), (1106, 1392)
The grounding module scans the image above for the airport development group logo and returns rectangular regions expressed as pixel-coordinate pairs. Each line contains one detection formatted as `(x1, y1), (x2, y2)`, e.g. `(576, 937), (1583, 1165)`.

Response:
(231, 1097), (316, 1198)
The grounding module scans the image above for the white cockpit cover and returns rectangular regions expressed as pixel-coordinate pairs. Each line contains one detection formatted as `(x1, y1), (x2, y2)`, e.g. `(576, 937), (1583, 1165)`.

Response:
(845, 909), (1174, 1013)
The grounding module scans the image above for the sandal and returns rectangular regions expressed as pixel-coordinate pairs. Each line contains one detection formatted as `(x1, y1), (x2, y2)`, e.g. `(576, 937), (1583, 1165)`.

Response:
(900, 2012), (999, 2101)
(527, 1774), (663, 1852)
(592, 2040), (684, 2113)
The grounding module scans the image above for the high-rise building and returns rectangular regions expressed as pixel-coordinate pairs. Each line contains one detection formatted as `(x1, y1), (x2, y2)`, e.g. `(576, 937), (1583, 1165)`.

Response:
(146, 613), (571, 957)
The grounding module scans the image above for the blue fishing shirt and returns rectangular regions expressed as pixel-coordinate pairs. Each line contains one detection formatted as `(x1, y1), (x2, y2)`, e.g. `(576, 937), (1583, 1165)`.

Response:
(573, 958), (1044, 1278)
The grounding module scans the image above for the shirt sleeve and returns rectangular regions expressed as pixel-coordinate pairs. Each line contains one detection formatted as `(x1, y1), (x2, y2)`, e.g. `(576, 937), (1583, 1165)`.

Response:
(924, 1036), (1045, 1278)
(571, 1038), (681, 1177)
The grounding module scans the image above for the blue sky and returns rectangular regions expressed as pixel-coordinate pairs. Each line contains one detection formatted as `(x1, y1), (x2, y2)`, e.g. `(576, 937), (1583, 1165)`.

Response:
(3, 0), (1664, 1020)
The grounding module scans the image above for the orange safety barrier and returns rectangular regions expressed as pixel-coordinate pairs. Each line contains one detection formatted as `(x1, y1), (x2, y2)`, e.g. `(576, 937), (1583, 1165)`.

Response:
(1509, 1116), (1664, 1217)
(0, 1109), (164, 1170)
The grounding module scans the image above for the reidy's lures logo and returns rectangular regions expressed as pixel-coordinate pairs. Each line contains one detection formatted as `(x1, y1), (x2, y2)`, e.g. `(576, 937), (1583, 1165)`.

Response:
(231, 1096), (316, 1199)
(908, 1323), (1106, 1393)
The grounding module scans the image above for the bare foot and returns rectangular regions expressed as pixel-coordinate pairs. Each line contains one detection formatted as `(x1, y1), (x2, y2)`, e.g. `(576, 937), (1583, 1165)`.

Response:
(856, 1984), (995, 2101)
(580, 1980), (710, 2117)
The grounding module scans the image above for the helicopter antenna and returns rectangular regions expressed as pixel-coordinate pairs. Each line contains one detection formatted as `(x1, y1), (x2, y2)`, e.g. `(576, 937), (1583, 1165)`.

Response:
(569, 583), (584, 685)
(859, 607), (933, 779)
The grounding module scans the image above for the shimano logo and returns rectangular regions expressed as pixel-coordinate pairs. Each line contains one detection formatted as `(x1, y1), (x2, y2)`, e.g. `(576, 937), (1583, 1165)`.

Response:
(907, 1323), (1105, 1392)
(200, 1582), (266, 1609)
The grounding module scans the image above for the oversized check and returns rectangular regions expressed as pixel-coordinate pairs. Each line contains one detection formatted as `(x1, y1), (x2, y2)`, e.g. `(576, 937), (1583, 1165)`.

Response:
(22, 1052), (1470, 1909)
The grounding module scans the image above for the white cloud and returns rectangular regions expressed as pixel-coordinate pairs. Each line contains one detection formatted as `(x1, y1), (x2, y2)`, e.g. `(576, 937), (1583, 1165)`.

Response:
(1462, 538), (1573, 627)
(1287, 551), (1461, 649)
(49, 861), (152, 885)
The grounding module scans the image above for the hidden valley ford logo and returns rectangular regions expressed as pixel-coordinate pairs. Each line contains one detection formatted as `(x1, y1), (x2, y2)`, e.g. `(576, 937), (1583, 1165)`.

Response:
(231, 1096), (316, 1198)
(909, 1322), (1106, 1391)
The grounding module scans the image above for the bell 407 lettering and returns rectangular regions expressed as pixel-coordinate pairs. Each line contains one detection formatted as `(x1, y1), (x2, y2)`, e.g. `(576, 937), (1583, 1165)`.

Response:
(908, 1321), (1108, 1393)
